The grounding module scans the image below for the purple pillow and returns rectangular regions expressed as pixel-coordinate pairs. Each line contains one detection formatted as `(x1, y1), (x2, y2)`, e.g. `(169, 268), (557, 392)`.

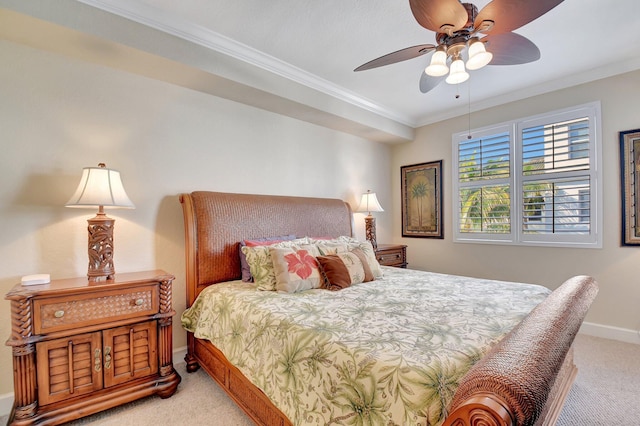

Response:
(239, 235), (296, 282)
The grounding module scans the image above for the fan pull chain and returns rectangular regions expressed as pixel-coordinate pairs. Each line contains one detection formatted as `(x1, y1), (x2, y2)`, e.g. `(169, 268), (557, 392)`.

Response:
(467, 81), (472, 139)
(454, 82), (472, 139)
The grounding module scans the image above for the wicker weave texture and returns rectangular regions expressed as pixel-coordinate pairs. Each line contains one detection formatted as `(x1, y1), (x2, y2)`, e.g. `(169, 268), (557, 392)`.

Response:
(189, 191), (353, 287)
(448, 275), (598, 426)
(38, 289), (153, 331)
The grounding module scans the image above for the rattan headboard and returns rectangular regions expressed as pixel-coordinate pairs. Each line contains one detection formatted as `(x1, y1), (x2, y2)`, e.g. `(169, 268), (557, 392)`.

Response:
(179, 191), (354, 306)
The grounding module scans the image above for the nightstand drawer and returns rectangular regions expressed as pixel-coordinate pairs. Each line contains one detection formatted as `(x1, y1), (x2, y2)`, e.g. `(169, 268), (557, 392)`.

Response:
(375, 244), (407, 268)
(34, 285), (159, 334)
(377, 251), (403, 265)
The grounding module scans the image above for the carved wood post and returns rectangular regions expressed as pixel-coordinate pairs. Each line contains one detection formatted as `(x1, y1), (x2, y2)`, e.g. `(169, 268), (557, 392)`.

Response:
(157, 275), (174, 377)
(6, 291), (38, 420)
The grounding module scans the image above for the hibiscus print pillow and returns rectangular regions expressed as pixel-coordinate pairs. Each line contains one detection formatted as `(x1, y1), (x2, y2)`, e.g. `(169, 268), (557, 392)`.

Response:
(241, 238), (311, 291)
(269, 245), (322, 293)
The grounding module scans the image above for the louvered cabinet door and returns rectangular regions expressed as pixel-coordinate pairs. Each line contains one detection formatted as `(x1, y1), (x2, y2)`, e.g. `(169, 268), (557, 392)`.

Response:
(36, 332), (103, 405)
(103, 321), (158, 387)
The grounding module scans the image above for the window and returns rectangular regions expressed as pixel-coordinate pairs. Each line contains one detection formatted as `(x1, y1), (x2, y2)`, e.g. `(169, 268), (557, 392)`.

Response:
(452, 102), (601, 248)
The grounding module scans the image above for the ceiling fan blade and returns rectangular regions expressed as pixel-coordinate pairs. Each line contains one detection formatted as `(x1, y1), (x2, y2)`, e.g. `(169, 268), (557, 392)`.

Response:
(475, 0), (564, 34)
(419, 71), (444, 93)
(484, 32), (540, 65)
(354, 44), (435, 71)
(409, 0), (468, 33)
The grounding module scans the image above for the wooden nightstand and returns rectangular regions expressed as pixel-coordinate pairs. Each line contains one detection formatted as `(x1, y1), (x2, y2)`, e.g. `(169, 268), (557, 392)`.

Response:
(375, 244), (407, 268)
(5, 270), (181, 426)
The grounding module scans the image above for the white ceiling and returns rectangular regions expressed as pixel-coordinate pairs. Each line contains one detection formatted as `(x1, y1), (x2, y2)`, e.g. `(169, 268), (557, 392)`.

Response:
(119, 0), (640, 122)
(2, 0), (640, 142)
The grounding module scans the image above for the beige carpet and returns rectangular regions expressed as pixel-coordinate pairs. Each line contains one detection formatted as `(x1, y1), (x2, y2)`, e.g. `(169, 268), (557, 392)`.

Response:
(2, 334), (638, 425)
(555, 334), (640, 425)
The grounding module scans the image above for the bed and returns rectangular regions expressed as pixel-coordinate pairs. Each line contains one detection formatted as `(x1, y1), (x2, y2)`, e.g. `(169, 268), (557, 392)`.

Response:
(179, 190), (598, 426)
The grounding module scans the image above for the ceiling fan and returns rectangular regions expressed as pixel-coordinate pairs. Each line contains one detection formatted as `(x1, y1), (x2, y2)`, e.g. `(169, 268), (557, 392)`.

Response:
(354, 0), (565, 93)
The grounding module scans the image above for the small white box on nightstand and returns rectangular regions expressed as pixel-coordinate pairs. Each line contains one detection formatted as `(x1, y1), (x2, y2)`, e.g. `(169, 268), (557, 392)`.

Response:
(21, 274), (51, 285)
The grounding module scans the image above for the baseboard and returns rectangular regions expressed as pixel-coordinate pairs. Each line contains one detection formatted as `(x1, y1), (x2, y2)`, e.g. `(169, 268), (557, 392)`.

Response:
(0, 391), (13, 419)
(173, 345), (187, 365)
(579, 321), (640, 345)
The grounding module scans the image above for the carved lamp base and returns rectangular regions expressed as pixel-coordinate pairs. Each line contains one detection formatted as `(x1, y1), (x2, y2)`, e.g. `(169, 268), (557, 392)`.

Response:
(364, 215), (378, 250)
(87, 211), (116, 281)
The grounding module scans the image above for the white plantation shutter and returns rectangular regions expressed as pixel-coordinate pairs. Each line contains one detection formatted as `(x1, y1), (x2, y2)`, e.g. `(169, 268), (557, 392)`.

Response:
(453, 102), (601, 247)
(458, 132), (510, 182)
(457, 129), (511, 235)
(522, 178), (590, 234)
(522, 117), (590, 175)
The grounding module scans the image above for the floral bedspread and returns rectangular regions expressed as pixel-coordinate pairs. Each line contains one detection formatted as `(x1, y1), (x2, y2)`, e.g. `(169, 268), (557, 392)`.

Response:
(181, 267), (550, 426)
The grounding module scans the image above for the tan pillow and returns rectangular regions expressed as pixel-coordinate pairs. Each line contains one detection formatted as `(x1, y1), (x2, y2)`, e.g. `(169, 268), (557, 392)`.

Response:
(309, 236), (381, 277)
(350, 248), (374, 282)
(347, 240), (383, 278)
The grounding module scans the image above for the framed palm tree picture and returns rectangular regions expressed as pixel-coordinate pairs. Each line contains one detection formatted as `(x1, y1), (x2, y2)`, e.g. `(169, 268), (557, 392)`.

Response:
(401, 160), (443, 238)
(620, 128), (640, 245)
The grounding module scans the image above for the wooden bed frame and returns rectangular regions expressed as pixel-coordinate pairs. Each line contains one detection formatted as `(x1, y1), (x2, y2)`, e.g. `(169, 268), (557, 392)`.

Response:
(179, 191), (598, 426)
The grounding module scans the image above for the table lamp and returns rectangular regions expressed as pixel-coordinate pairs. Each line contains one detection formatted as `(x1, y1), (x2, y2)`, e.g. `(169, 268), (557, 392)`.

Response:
(356, 190), (384, 250)
(66, 163), (134, 281)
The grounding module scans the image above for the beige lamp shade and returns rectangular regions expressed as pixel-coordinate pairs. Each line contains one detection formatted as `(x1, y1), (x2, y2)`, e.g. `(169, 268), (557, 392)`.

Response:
(356, 190), (384, 215)
(66, 164), (134, 208)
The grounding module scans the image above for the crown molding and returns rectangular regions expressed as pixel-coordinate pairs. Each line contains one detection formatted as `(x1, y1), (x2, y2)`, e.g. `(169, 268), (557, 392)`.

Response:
(77, 0), (415, 128)
(415, 56), (640, 128)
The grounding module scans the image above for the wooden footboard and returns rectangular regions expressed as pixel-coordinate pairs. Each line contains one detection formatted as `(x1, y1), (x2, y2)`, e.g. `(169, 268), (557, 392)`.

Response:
(443, 275), (598, 426)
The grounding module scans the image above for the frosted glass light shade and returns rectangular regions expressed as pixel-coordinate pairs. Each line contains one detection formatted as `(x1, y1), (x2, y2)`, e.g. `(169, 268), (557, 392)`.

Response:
(466, 39), (493, 70)
(425, 49), (449, 77)
(356, 190), (384, 214)
(445, 58), (469, 84)
(66, 164), (134, 209)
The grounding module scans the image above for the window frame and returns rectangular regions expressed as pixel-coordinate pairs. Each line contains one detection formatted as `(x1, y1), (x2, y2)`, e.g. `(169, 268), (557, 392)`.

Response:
(452, 102), (602, 248)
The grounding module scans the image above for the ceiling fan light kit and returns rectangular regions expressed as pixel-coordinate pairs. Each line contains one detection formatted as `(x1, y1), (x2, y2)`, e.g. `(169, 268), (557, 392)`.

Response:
(426, 37), (491, 83)
(354, 0), (565, 94)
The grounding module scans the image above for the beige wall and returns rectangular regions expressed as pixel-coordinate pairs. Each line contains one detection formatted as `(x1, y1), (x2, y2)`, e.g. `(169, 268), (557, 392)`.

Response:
(0, 40), (393, 395)
(2, 35), (638, 403)
(392, 70), (640, 336)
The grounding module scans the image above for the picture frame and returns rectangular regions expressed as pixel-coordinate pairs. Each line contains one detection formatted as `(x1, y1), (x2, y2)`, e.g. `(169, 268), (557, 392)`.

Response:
(401, 160), (443, 238)
(620, 128), (640, 245)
